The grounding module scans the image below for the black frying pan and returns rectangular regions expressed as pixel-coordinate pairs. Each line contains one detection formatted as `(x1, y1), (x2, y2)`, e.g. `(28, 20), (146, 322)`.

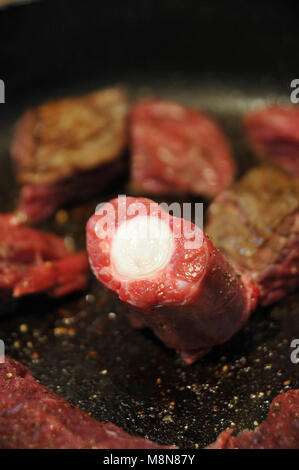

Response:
(0, 0), (298, 448)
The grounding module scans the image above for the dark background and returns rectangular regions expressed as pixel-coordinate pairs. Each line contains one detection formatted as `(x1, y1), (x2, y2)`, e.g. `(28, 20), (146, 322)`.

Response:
(1, 0), (299, 101)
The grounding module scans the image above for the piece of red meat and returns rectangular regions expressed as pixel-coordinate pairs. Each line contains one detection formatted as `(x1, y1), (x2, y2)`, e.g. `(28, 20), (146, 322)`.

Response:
(0, 214), (88, 300)
(244, 105), (299, 177)
(17, 158), (126, 223)
(0, 357), (174, 449)
(86, 196), (258, 363)
(206, 165), (299, 306)
(208, 390), (299, 449)
(130, 99), (235, 197)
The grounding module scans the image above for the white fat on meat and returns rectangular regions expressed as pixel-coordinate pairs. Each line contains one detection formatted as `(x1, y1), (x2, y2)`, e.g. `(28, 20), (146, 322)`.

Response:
(111, 215), (175, 279)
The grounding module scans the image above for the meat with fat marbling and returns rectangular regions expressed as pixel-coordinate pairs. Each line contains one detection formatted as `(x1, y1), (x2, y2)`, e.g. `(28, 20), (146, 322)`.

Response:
(0, 213), (88, 300)
(206, 166), (299, 306)
(11, 87), (129, 222)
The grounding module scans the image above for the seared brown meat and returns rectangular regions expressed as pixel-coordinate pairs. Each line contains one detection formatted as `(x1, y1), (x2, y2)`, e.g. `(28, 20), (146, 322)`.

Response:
(208, 390), (299, 449)
(11, 87), (128, 222)
(0, 357), (175, 449)
(206, 166), (299, 305)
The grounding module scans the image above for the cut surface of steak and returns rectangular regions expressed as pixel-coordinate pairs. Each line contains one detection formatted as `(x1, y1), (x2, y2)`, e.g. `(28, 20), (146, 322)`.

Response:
(244, 105), (299, 177)
(206, 166), (299, 306)
(130, 100), (235, 197)
(86, 196), (258, 363)
(208, 390), (299, 449)
(11, 87), (128, 222)
(0, 214), (88, 299)
(0, 357), (174, 449)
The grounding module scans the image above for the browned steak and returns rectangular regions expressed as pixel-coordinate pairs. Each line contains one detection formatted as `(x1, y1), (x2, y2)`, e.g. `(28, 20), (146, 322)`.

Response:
(206, 166), (299, 305)
(0, 357), (175, 449)
(11, 87), (128, 222)
(208, 390), (299, 449)
(87, 196), (258, 364)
